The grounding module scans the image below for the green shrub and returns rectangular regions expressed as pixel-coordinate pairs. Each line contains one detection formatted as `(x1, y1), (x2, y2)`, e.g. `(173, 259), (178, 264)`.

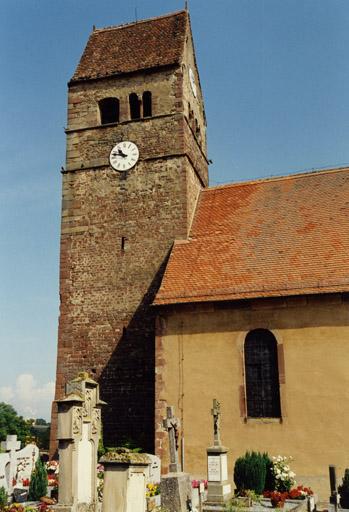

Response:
(28, 458), (48, 500)
(0, 486), (8, 510)
(234, 451), (268, 495)
(263, 453), (275, 492)
(338, 468), (349, 508)
(339, 468), (349, 492)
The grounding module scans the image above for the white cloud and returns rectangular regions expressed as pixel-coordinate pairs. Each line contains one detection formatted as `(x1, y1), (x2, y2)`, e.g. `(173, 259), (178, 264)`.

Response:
(0, 386), (14, 402)
(0, 374), (55, 420)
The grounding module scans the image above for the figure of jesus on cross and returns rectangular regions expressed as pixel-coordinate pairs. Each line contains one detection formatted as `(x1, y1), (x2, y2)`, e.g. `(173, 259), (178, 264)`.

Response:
(211, 398), (221, 447)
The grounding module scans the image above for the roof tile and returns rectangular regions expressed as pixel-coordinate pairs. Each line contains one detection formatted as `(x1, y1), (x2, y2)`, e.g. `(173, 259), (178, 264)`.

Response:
(71, 10), (187, 82)
(155, 168), (349, 305)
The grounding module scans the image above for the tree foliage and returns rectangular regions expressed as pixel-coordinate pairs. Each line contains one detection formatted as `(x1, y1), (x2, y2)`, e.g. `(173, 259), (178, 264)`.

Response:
(0, 403), (30, 445)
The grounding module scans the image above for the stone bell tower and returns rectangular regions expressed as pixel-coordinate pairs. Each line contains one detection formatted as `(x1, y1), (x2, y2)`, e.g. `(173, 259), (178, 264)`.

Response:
(51, 9), (208, 453)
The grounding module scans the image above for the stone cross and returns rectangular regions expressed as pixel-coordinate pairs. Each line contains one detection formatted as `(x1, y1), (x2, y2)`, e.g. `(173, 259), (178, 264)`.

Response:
(163, 406), (180, 473)
(1, 435), (21, 492)
(211, 399), (221, 447)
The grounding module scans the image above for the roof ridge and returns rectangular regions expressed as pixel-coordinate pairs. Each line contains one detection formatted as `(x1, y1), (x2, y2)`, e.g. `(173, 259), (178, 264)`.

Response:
(206, 165), (349, 192)
(93, 10), (187, 34)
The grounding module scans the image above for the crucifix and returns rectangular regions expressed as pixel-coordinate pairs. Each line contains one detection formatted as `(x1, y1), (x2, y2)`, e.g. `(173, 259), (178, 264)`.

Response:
(163, 406), (181, 473)
(1, 435), (21, 492)
(211, 399), (221, 447)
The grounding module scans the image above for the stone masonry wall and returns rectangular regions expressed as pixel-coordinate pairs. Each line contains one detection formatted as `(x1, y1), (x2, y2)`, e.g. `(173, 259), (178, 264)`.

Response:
(51, 55), (208, 454)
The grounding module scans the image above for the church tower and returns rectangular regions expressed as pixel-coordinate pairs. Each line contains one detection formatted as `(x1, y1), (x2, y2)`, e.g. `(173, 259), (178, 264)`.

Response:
(52, 10), (208, 452)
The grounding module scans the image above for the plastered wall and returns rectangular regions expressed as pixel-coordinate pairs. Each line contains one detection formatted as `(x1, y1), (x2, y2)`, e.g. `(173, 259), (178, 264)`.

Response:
(156, 294), (349, 499)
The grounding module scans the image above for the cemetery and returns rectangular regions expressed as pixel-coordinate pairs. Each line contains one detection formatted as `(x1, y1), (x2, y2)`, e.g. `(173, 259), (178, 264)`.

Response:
(0, 372), (339, 512)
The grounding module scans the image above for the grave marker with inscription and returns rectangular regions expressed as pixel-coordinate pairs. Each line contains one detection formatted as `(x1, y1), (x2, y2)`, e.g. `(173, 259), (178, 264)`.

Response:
(56, 372), (105, 512)
(204, 399), (231, 508)
(0, 436), (39, 494)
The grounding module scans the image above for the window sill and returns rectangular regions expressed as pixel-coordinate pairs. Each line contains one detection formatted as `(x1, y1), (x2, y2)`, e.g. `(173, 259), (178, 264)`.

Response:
(244, 417), (282, 424)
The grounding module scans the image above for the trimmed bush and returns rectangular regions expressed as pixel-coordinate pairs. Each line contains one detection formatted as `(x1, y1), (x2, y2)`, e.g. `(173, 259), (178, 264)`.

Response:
(263, 453), (275, 492)
(28, 458), (48, 500)
(234, 451), (267, 495)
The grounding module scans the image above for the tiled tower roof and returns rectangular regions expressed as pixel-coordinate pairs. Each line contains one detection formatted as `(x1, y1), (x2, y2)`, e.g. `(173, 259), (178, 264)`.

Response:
(71, 10), (187, 82)
(155, 167), (349, 305)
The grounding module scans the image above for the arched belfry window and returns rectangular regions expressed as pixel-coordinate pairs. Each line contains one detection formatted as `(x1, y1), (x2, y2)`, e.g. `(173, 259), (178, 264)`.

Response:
(244, 329), (281, 418)
(143, 91), (152, 117)
(129, 93), (141, 120)
(99, 97), (119, 125)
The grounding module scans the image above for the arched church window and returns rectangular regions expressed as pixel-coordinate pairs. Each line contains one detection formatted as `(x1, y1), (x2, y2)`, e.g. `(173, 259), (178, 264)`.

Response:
(99, 97), (119, 125)
(129, 93), (141, 120)
(143, 91), (152, 117)
(244, 329), (281, 418)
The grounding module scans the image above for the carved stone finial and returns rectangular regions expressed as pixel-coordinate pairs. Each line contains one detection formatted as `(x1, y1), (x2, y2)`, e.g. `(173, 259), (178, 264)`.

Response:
(78, 371), (89, 380)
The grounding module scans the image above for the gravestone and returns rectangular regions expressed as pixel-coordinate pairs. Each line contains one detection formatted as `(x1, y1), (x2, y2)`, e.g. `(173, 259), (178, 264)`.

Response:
(204, 399), (231, 509)
(144, 454), (161, 485)
(101, 449), (150, 512)
(14, 443), (40, 486)
(1, 435), (20, 493)
(0, 451), (10, 492)
(0, 435), (39, 494)
(162, 406), (180, 473)
(55, 372), (105, 512)
(160, 406), (191, 512)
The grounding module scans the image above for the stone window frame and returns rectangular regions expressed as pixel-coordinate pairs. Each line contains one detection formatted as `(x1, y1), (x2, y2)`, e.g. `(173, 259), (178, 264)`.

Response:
(98, 97), (120, 125)
(142, 91), (152, 118)
(238, 329), (286, 423)
(129, 92), (141, 120)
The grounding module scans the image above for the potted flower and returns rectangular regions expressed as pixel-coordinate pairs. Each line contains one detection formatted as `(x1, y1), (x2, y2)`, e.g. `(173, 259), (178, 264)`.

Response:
(271, 456), (296, 493)
(269, 491), (288, 508)
(288, 485), (313, 500)
(146, 483), (161, 511)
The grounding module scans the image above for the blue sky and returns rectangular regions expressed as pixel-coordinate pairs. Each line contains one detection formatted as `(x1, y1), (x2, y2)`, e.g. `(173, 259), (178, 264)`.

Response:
(1, 0), (349, 419)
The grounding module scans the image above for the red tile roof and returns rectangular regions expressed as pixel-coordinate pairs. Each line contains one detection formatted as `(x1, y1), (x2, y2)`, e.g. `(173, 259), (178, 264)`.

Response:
(154, 168), (349, 305)
(71, 10), (187, 82)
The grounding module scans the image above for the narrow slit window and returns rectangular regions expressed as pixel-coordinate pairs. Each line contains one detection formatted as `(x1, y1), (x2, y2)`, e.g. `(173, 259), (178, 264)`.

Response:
(121, 236), (128, 252)
(99, 97), (119, 125)
(143, 91), (152, 117)
(195, 119), (201, 141)
(244, 329), (281, 418)
(129, 93), (141, 120)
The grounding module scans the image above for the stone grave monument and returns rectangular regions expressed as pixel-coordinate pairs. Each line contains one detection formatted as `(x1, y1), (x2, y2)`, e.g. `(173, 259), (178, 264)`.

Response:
(0, 435), (39, 494)
(55, 372), (105, 512)
(144, 453), (161, 485)
(100, 449), (150, 512)
(160, 406), (191, 512)
(203, 399), (231, 510)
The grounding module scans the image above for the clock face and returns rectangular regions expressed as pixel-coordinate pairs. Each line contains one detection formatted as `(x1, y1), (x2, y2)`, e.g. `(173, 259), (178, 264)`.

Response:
(109, 141), (139, 171)
(189, 67), (197, 98)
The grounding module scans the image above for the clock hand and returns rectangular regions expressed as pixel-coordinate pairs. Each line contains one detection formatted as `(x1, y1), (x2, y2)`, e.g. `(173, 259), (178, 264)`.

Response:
(118, 149), (128, 157)
(112, 151), (128, 158)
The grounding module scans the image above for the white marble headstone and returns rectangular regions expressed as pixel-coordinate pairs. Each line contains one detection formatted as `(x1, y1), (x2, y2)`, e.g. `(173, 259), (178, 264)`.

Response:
(15, 444), (39, 485)
(126, 471), (147, 512)
(145, 454), (161, 484)
(0, 436), (39, 492)
(0, 453), (10, 491)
